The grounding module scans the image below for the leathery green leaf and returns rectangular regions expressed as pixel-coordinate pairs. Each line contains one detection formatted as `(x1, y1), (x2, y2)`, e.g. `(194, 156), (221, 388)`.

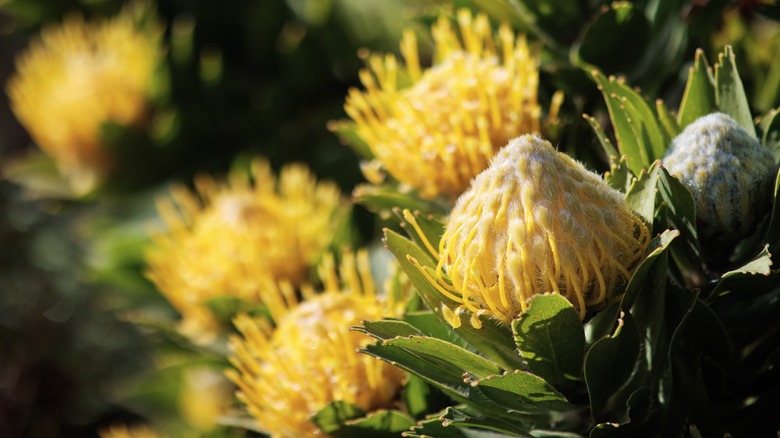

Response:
(584, 312), (641, 422)
(311, 401), (366, 434)
(677, 49), (716, 129)
(592, 71), (667, 173)
(512, 294), (585, 388)
(592, 72), (646, 174)
(759, 107), (780, 162)
(474, 370), (577, 414)
(383, 336), (503, 379)
(715, 45), (756, 138)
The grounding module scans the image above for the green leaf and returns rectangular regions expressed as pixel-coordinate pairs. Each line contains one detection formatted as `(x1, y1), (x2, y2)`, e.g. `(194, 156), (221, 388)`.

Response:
(625, 165), (659, 226)
(383, 229), (524, 371)
(722, 245), (773, 278)
(589, 387), (655, 437)
(355, 184), (446, 217)
(759, 108), (780, 162)
(202, 296), (257, 326)
(404, 311), (472, 350)
(584, 302), (621, 345)
(405, 414), (468, 438)
(655, 99), (680, 143)
(384, 336), (503, 379)
(763, 168), (780, 255)
(605, 157), (632, 193)
(680, 300), (733, 366)
(592, 72), (665, 174)
(621, 229), (678, 309)
(618, 228), (677, 384)
(474, 371), (577, 414)
(402, 374), (443, 419)
(677, 49), (716, 129)
(656, 165), (706, 287)
(357, 319), (424, 340)
(439, 406), (532, 436)
(311, 401), (366, 434)
(216, 414), (266, 434)
(383, 229), (456, 310)
(658, 288), (702, 436)
(714, 45), (756, 138)
(337, 410), (415, 437)
(511, 294), (585, 388)
(573, 2), (650, 75)
(454, 315), (527, 372)
(584, 312), (641, 422)
(617, 161), (703, 287)
(362, 341), (468, 400)
(327, 119), (374, 159)
(583, 114), (620, 165)
(362, 334), (503, 403)
(396, 208), (446, 260)
(604, 77), (668, 160)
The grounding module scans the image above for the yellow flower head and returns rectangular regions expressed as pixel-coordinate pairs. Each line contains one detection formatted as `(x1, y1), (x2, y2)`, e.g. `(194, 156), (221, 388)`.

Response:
(226, 250), (405, 438)
(145, 159), (348, 341)
(427, 135), (649, 326)
(344, 9), (541, 199)
(7, 3), (162, 194)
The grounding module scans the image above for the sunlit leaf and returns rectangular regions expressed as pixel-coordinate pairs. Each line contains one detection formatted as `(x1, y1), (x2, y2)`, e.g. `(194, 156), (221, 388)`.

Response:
(714, 45), (756, 138)
(677, 49), (716, 129)
(512, 294), (585, 388)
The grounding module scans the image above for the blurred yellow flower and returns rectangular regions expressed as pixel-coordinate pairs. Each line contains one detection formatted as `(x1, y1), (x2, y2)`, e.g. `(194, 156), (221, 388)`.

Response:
(226, 249), (405, 438)
(6, 3), (161, 194)
(99, 424), (161, 438)
(179, 366), (233, 432)
(145, 159), (348, 342)
(415, 135), (649, 326)
(344, 9), (541, 199)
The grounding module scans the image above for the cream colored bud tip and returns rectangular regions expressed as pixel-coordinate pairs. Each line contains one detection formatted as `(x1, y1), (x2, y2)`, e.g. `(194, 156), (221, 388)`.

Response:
(434, 135), (650, 325)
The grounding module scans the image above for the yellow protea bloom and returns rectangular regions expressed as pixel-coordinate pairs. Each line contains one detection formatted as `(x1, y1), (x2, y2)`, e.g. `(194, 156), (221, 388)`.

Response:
(145, 159), (348, 342)
(98, 424), (161, 438)
(7, 4), (161, 194)
(226, 250), (405, 438)
(415, 135), (650, 326)
(344, 9), (541, 199)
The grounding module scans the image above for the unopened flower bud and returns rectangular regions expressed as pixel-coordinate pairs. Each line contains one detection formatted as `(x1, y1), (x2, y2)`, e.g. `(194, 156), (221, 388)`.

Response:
(663, 113), (777, 246)
(433, 135), (650, 324)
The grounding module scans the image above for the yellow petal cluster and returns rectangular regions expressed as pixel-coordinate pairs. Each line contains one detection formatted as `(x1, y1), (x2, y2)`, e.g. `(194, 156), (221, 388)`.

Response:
(424, 135), (649, 326)
(226, 250), (404, 438)
(344, 9), (541, 199)
(7, 4), (162, 194)
(145, 160), (348, 342)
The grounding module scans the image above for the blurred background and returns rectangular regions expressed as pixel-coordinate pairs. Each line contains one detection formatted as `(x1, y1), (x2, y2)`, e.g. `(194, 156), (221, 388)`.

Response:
(0, 0), (777, 436)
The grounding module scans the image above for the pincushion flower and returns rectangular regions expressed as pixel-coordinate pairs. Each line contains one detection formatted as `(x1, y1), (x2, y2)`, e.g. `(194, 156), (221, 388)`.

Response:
(226, 250), (405, 438)
(6, 4), (162, 194)
(417, 135), (650, 326)
(145, 159), (348, 342)
(663, 113), (777, 246)
(343, 9), (542, 199)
